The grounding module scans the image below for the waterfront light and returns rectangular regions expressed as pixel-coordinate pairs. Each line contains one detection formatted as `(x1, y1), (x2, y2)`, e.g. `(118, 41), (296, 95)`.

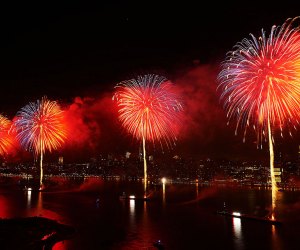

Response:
(26, 189), (32, 208)
(161, 177), (167, 184)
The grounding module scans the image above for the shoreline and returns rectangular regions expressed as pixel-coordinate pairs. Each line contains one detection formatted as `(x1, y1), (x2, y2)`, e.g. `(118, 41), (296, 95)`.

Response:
(1, 174), (300, 191)
(0, 216), (76, 250)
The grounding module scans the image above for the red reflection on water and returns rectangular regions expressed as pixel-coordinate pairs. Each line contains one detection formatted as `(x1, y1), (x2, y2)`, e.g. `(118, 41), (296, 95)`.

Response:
(119, 200), (158, 249)
(0, 194), (10, 217)
(29, 191), (70, 250)
(27, 191), (62, 222)
(52, 240), (72, 250)
(77, 177), (103, 192)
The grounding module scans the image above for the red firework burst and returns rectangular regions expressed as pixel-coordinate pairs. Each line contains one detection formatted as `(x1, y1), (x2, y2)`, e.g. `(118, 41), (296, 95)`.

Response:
(113, 74), (183, 147)
(218, 17), (300, 145)
(0, 115), (14, 156)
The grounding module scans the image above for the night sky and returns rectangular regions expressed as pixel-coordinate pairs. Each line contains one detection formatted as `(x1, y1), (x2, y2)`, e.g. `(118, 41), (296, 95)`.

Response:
(1, 1), (300, 161)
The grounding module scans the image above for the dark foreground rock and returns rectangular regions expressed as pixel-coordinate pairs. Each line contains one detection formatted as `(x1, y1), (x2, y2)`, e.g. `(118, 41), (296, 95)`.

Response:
(0, 216), (76, 250)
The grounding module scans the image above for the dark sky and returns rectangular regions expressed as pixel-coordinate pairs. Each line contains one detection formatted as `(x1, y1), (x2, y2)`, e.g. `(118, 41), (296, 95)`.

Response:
(1, 1), (299, 107)
(1, 1), (300, 161)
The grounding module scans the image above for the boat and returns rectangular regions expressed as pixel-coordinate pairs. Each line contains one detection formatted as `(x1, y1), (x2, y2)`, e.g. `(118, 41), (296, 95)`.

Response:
(23, 186), (46, 192)
(216, 210), (282, 225)
(153, 240), (165, 249)
(119, 194), (150, 201)
(23, 186), (33, 191)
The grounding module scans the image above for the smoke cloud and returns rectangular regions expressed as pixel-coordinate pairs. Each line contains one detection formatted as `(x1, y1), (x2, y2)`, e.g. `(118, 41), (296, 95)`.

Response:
(62, 93), (125, 161)
(5, 63), (297, 162)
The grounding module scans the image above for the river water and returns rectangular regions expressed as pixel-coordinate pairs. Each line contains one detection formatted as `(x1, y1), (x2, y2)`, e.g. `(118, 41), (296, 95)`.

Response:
(1, 177), (300, 250)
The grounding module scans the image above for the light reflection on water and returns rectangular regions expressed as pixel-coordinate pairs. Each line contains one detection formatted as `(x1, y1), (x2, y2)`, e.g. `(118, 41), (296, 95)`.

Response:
(129, 199), (135, 215)
(0, 194), (10, 217)
(129, 198), (136, 230)
(24, 190), (62, 222)
(232, 217), (244, 250)
(0, 179), (299, 249)
(162, 182), (166, 205)
(26, 189), (31, 208)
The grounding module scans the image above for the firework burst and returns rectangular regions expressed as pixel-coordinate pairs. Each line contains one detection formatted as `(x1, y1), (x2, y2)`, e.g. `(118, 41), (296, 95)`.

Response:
(113, 74), (182, 146)
(113, 74), (183, 194)
(13, 97), (67, 189)
(218, 17), (300, 144)
(218, 17), (300, 215)
(0, 115), (14, 156)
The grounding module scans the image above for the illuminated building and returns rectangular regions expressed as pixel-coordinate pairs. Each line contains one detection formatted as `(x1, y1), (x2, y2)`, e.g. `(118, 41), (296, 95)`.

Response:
(58, 156), (63, 165)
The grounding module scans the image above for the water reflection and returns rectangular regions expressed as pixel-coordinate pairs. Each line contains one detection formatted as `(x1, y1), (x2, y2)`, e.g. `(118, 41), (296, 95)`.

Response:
(0, 189), (71, 250)
(25, 190), (43, 217)
(52, 241), (68, 250)
(271, 186), (278, 219)
(129, 199), (135, 215)
(233, 217), (241, 238)
(122, 193), (157, 248)
(25, 190), (63, 223)
(33, 191), (69, 250)
(270, 223), (282, 250)
(0, 194), (10, 217)
(0, 179), (298, 250)
(143, 201), (148, 235)
(162, 183), (166, 205)
(26, 189), (32, 208)
(129, 198), (136, 231)
(271, 190), (283, 250)
(232, 217), (244, 249)
(162, 177), (166, 205)
(37, 191), (42, 214)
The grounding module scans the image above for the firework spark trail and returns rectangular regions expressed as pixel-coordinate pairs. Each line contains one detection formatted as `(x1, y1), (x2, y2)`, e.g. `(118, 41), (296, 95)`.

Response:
(113, 74), (183, 194)
(0, 115), (14, 156)
(218, 17), (300, 216)
(13, 97), (67, 189)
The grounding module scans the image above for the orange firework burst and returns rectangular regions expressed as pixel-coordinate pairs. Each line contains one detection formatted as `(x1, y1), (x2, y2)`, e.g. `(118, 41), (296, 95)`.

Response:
(218, 17), (300, 145)
(218, 17), (300, 215)
(113, 74), (183, 194)
(13, 97), (67, 188)
(113, 74), (183, 146)
(0, 115), (13, 156)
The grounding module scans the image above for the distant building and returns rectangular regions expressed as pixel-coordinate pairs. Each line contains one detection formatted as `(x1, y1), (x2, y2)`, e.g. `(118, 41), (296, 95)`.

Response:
(58, 156), (63, 165)
(139, 146), (143, 161)
(274, 167), (282, 183)
(126, 152), (131, 159)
